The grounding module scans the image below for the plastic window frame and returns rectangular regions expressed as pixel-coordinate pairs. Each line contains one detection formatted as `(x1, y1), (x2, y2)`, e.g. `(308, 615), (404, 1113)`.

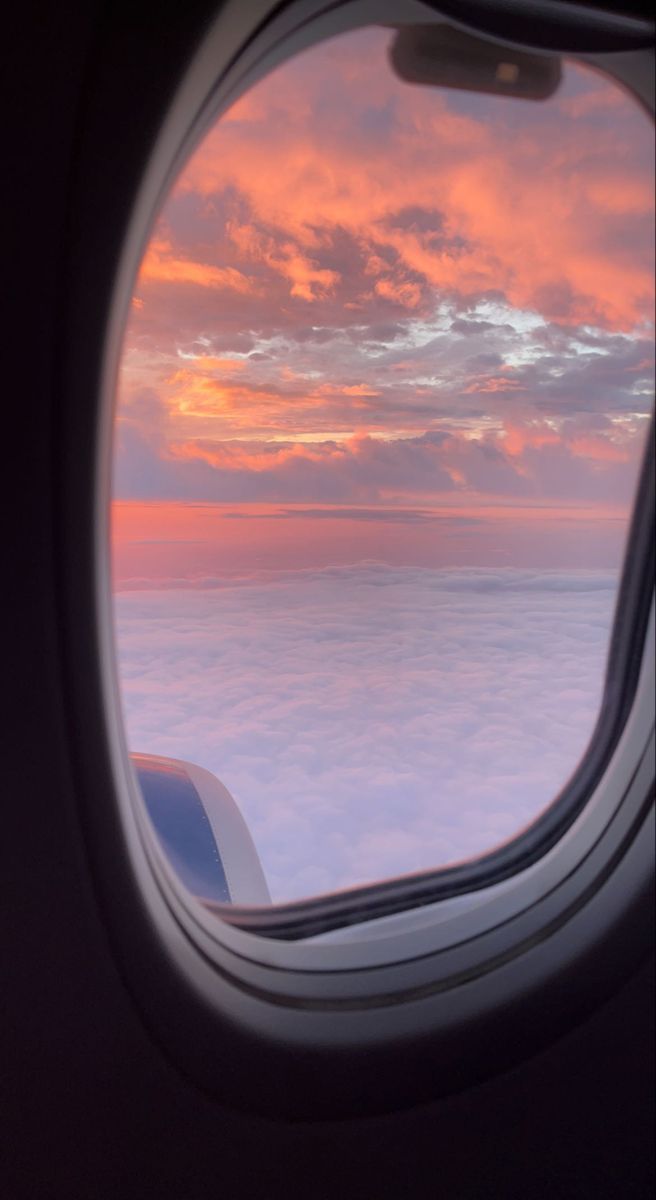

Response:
(97, 0), (655, 1022)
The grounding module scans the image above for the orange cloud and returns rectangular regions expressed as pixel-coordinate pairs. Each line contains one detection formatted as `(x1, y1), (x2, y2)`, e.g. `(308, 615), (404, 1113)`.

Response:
(176, 355), (245, 372)
(374, 278), (423, 309)
(568, 434), (632, 463)
(227, 221), (339, 300)
(317, 382), (380, 397)
(465, 375), (526, 395)
(169, 35), (652, 331)
(168, 438), (346, 472)
(140, 238), (256, 293)
(502, 422), (561, 456)
(114, 28), (652, 526)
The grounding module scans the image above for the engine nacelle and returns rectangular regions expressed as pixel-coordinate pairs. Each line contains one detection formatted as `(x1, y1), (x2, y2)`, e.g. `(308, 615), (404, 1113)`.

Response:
(131, 753), (270, 905)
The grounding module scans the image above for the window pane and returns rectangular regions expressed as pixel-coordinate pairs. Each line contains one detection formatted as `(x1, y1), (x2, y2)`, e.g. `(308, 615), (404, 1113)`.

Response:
(111, 26), (654, 905)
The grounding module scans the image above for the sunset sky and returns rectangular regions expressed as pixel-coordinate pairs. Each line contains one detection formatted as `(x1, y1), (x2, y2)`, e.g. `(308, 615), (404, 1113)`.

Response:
(112, 28), (653, 901)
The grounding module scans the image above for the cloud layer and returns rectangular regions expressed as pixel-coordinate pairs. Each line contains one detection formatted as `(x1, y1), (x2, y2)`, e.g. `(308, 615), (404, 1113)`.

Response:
(114, 27), (654, 513)
(115, 565), (617, 902)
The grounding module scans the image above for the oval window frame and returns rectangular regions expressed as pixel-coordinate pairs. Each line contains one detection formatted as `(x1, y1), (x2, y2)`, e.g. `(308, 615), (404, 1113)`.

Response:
(58, 0), (655, 1117)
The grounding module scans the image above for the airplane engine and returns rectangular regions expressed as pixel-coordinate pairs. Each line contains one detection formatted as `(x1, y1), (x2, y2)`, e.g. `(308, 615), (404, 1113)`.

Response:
(131, 754), (271, 906)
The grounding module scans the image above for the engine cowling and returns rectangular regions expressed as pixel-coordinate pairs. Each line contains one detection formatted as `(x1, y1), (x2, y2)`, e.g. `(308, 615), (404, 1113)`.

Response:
(131, 753), (270, 905)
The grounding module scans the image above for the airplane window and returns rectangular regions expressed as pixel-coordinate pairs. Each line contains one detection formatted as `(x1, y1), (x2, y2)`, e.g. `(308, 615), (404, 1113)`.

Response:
(110, 23), (654, 909)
